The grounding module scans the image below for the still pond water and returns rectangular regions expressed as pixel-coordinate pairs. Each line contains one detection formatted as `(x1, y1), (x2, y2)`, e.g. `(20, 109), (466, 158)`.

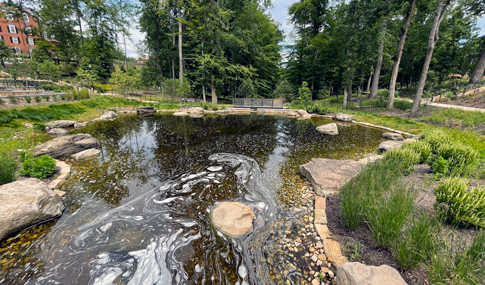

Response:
(0, 114), (384, 284)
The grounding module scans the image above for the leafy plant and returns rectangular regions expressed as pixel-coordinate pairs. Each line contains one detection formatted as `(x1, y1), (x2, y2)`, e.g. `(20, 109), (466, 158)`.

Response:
(0, 98), (4, 105)
(434, 177), (485, 228)
(34, 96), (42, 103)
(8, 95), (17, 104)
(42, 95), (50, 101)
(21, 154), (57, 179)
(383, 148), (420, 175)
(402, 140), (432, 164)
(25, 96), (32, 103)
(0, 154), (17, 185)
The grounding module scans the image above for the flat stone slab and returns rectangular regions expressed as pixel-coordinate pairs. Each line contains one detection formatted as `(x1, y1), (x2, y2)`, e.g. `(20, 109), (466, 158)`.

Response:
(300, 159), (363, 196)
(72, 148), (100, 161)
(48, 128), (68, 136)
(48, 160), (71, 189)
(336, 262), (407, 285)
(378, 140), (404, 152)
(35, 133), (99, 159)
(333, 113), (355, 122)
(45, 120), (76, 129)
(382, 132), (403, 141)
(173, 111), (189, 116)
(211, 202), (255, 236)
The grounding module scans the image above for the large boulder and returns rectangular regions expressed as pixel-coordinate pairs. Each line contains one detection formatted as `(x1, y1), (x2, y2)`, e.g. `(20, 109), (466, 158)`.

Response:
(35, 133), (99, 159)
(72, 148), (100, 161)
(333, 113), (355, 122)
(0, 178), (64, 241)
(99, 111), (117, 121)
(137, 106), (157, 117)
(173, 111), (189, 116)
(286, 111), (300, 118)
(45, 120), (76, 129)
(187, 107), (205, 118)
(316, 123), (339, 135)
(336, 262), (407, 285)
(300, 158), (362, 196)
(74, 122), (86, 129)
(382, 132), (403, 141)
(211, 202), (255, 236)
(296, 109), (309, 116)
(378, 140), (404, 152)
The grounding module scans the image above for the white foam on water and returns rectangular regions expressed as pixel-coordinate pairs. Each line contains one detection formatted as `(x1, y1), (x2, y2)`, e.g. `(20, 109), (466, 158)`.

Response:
(92, 267), (123, 285)
(238, 265), (248, 279)
(207, 166), (223, 172)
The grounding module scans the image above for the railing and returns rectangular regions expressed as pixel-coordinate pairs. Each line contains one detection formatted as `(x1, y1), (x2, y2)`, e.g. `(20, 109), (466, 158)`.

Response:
(232, 98), (284, 109)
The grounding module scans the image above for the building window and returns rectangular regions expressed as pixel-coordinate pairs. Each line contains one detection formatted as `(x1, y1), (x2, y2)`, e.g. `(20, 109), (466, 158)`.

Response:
(25, 26), (32, 35)
(6, 13), (13, 21)
(8, 25), (17, 34)
(28, 38), (34, 45)
(11, 37), (19, 44)
(23, 13), (29, 23)
(15, 47), (21, 54)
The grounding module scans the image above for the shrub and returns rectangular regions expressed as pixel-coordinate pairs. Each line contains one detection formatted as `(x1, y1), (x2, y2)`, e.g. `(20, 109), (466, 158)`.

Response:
(65, 92), (74, 100)
(52, 94), (58, 102)
(60, 94), (66, 100)
(394, 100), (413, 110)
(383, 148), (420, 175)
(434, 178), (485, 228)
(0, 98), (4, 105)
(21, 154), (57, 179)
(393, 213), (438, 270)
(42, 95), (50, 101)
(431, 142), (479, 176)
(25, 96), (32, 103)
(8, 95), (17, 104)
(74, 89), (90, 100)
(34, 96), (42, 103)
(0, 154), (17, 185)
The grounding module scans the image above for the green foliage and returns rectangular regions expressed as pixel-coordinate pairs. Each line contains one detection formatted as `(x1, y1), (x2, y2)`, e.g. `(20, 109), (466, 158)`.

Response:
(393, 213), (438, 270)
(393, 100), (413, 110)
(8, 95), (17, 104)
(0, 153), (16, 185)
(402, 141), (432, 164)
(21, 155), (56, 179)
(238, 78), (256, 98)
(0, 104), (85, 124)
(163, 79), (179, 99)
(423, 108), (485, 128)
(383, 148), (421, 175)
(177, 79), (193, 98)
(434, 178), (485, 228)
(40, 84), (75, 92)
(34, 96), (42, 103)
(25, 96), (32, 103)
(0, 98), (4, 105)
(273, 80), (295, 101)
(297, 81), (311, 107)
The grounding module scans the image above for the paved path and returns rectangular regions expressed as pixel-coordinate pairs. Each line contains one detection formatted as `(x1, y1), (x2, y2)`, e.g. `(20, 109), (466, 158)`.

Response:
(425, 102), (485, 113)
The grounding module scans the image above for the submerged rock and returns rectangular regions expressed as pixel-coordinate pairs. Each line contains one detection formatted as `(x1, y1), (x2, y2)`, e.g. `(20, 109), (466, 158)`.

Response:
(316, 123), (338, 135)
(286, 111), (300, 118)
(72, 148), (101, 161)
(99, 111), (117, 121)
(211, 202), (255, 236)
(378, 140), (404, 152)
(333, 113), (355, 122)
(0, 178), (64, 241)
(300, 158), (362, 196)
(45, 120), (76, 129)
(336, 262), (407, 285)
(35, 133), (99, 159)
(382, 132), (403, 141)
(48, 160), (71, 189)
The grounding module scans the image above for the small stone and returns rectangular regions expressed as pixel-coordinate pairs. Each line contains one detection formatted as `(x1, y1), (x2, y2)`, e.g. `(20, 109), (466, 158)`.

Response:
(295, 238), (302, 243)
(311, 255), (318, 262)
(321, 267), (329, 273)
(318, 254), (326, 261)
(312, 279), (320, 285)
(309, 247), (316, 253)
(328, 270), (334, 279)
(285, 230), (291, 235)
(316, 241), (323, 248)
(316, 260), (323, 266)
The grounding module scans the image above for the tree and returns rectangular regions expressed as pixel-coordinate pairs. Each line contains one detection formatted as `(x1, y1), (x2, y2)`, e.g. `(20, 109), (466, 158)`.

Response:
(38, 60), (59, 81)
(0, 40), (12, 68)
(238, 78), (256, 98)
(273, 80), (295, 102)
(411, 0), (451, 114)
(298, 81), (312, 109)
(468, 36), (485, 86)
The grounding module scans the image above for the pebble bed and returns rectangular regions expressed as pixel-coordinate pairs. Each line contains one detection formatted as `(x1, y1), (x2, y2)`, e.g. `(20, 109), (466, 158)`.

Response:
(263, 185), (335, 285)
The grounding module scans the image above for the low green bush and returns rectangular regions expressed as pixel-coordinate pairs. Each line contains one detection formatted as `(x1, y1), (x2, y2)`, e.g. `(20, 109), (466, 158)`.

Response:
(425, 108), (485, 128)
(0, 98), (4, 105)
(402, 141), (432, 164)
(0, 154), (17, 185)
(430, 142), (479, 176)
(42, 95), (51, 101)
(34, 96), (42, 103)
(393, 100), (413, 110)
(25, 96), (32, 103)
(21, 154), (57, 179)
(73, 89), (90, 100)
(434, 177), (485, 228)
(393, 213), (438, 270)
(8, 95), (17, 104)
(383, 148), (420, 175)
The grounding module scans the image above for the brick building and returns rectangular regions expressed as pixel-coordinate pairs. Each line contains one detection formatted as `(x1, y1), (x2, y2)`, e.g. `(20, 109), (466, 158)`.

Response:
(0, 5), (39, 54)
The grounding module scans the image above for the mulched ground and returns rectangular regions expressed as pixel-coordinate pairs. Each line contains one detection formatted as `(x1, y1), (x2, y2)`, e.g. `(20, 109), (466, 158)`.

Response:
(438, 93), (485, 109)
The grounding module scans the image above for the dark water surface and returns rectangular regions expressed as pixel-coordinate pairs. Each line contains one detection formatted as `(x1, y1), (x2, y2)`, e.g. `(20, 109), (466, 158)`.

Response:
(0, 114), (384, 284)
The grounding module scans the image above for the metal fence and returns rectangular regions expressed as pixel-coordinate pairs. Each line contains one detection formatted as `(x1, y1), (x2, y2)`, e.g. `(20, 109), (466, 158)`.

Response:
(232, 98), (284, 109)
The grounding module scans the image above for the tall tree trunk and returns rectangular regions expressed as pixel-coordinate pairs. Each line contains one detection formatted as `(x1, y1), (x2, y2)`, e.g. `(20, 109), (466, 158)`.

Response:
(469, 39), (485, 86)
(201, 37), (206, 102)
(155, 15), (163, 85)
(411, 0), (450, 114)
(366, 69), (372, 92)
(387, 0), (416, 109)
(211, 76), (217, 104)
(343, 14), (356, 109)
(178, 4), (183, 83)
(369, 20), (388, 99)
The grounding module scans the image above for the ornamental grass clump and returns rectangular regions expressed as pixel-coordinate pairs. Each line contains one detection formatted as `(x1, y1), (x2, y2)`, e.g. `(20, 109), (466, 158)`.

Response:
(434, 177), (485, 228)
(393, 213), (439, 270)
(383, 147), (420, 175)
(402, 140), (432, 164)
(21, 154), (56, 179)
(0, 154), (17, 185)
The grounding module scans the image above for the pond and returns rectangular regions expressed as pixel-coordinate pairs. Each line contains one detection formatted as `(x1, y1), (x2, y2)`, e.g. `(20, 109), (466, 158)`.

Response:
(0, 114), (384, 284)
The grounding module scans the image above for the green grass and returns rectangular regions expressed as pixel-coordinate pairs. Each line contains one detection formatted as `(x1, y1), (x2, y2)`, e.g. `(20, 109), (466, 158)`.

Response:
(422, 108), (485, 128)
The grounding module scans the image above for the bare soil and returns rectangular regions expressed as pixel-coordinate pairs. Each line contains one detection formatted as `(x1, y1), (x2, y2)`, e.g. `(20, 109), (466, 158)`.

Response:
(437, 93), (485, 109)
(325, 163), (483, 285)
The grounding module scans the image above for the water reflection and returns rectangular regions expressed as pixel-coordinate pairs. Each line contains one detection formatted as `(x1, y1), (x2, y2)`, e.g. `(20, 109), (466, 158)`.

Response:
(0, 114), (384, 284)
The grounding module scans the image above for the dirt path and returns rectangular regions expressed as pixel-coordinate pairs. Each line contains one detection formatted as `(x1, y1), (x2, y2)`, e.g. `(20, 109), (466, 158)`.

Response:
(425, 102), (485, 113)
